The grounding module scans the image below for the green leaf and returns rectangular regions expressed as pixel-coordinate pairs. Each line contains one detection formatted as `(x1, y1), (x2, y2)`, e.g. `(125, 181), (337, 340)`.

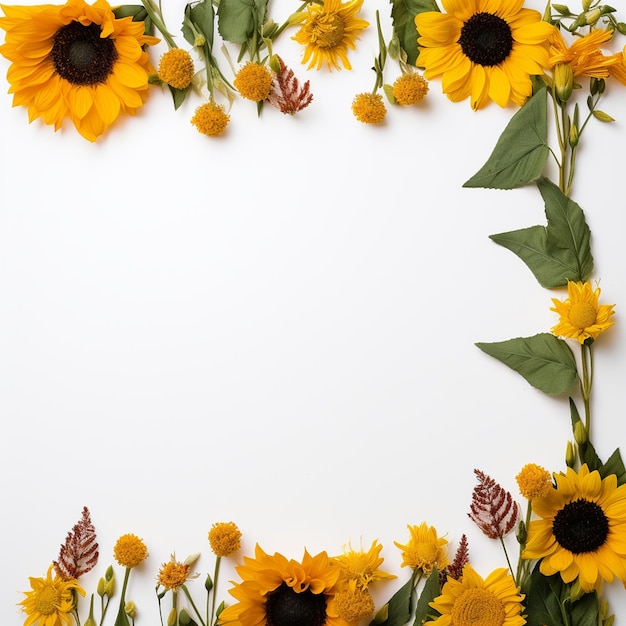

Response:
(524, 566), (566, 626)
(591, 109), (615, 122)
(217, 0), (266, 44)
(569, 592), (600, 626)
(169, 85), (191, 110)
(600, 448), (626, 485)
(390, 0), (438, 66)
(113, 4), (152, 34)
(489, 178), (593, 288)
(475, 333), (578, 395)
(413, 568), (440, 625)
(182, 0), (215, 49)
(370, 577), (415, 626)
(463, 88), (548, 189)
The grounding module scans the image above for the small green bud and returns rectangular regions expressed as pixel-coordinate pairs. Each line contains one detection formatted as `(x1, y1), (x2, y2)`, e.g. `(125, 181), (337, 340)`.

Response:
(105, 565), (115, 581)
(179, 608), (198, 626)
(97, 577), (106, 597)
(566, 440), (577, 468)
(554, 63), (574, 102)
(584, 8), (601, 24)
(215, 601), (226, 618)
(269, 54), (281, 74)
(616, 22), (626, 36)
(569, 580), (585, 602)
(193, 34), (206, 47)
(204, 573), (214, 592)
(261, 19), (278, 39)
(569, 123), (579, 148)
(516, 519), (527, 545)
(573, 420), (588, 445)
(604, 615), (615, 626)
(105, 576), (116, 597)
(552, 4), (571, 15)
(167, 607), (177, 626)
(374, 603), (389, 624)
(125, 601), (137, 620)
(84, 595), (98, 626)
(582, 0), (592, 9)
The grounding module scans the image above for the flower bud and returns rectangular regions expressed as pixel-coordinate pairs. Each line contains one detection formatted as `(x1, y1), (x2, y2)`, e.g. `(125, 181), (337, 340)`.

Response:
(204, 573), (214, 592)
(584, 8), (601, 25)
(569, 123), (579, 148)
(97, 577), (106, 597)
(194, 34), (206, 47)
(573, 420), (588, 445)
(167, 607), (177, 626)
(125, 601), (137, 620)
(179, 608), (198, 626)
(554, 63), (574, 102)
(516, 519), (527, 545)
(105, 565), (115, 581)
(566, 440), (577, 468)
(105, 576), (116, 597)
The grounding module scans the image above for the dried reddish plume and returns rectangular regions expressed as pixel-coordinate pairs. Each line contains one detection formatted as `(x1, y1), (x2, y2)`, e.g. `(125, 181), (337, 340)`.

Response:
(268, 56), (313, 115)
(442, 533), (469, 583)
(54, 506), (99, 580)
(468, 469), (519, 539)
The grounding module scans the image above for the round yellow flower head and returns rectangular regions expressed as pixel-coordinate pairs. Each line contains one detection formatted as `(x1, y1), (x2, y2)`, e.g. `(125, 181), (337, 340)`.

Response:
(392, 72), (429, 105)
(394, 522), (449, 573)
(551, 280), (615, 344)
(516, 463), (552, 499)
(351, 93), (386, 124)
(332, 587), (375, 623)
(234, 63), (274, 102)
(158, 48), (195, 90)
(113, 534), (148, 568)
(208, 521), (242, 556)
(191, 103), (230, 137)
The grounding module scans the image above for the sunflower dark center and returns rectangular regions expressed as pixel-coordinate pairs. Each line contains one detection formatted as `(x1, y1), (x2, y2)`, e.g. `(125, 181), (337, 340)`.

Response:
(552, 498), (609, 554)
(51, 21), (118, 85)
(265, 583), (327, 626)
(458, 12), (513, 67)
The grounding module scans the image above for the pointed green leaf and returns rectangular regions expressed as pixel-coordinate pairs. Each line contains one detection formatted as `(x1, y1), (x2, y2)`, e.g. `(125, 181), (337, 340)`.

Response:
(475, 333), (577, 395)
(169, 85), (191, 110)
(217, 0), (266, 44)
(600, 448), (626, 485)
(413, 568), (440, 625)
(569, 592), (600, 626)
(591, 109), (614, 122)
(390, 0), (438, 66)
(463, 88), (548, 189)
(538, 178), (593, 283)
(524, 566), (565, 626)
(369, 577), (415, 626)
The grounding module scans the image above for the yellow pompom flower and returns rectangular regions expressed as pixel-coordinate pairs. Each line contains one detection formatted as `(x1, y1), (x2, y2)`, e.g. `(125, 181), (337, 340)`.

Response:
(191, 102), (230, 137)
(551, 280), (615, 344)
(392, 72), (429, 105)
(208, 521), (242, 557)
(292, 0), (368, 71)
(351, 93), (386, 124)
(20, 565), (85, 626)
(332, 587), (375, 623)
(394, 522), (449, 574)
(516, 463), (552, 500)
(234, 63), (274, 102)
(158, 48), (195, 89)
(113, 534), (148, 569)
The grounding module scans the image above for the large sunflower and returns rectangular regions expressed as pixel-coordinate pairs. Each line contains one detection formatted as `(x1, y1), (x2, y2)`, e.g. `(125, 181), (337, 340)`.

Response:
(414, 0), (556, 110)
(0, 0), (159, 141)
(292, 0), (368, 71)
(218, 544), (349, 626)
(429, 564), (525, 626)
(20, 564), (85, 626)
(523, 464), (626, 592)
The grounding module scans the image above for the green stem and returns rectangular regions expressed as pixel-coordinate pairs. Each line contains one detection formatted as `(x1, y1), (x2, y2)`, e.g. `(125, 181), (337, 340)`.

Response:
(114, 568), (132, 626)
(499, 536), (515, 581)
(580, 342), (594, 440)
(209, 556), (221, 626)
(515, 500), (533, 589)
(181, 585), (207, 626)
(140, 0), (177, 48)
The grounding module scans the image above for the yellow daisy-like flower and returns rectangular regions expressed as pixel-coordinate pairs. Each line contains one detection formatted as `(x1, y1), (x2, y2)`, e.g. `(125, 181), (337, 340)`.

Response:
(429, 564), (525, 626)
(0, 0), (159, 141)
(334, 540), (395, 592)
(20, 564), (85, 626)
(523, 464), (626, 592)
(234, 62), (274, 102)
(208, 521), (242, 557)
(158, 555), (192, 591)
(292, 0), (368, 71)
(351, 92), (386, 124)
(551, 280), (615, 344)
(158, 48), (195, 90)
(191, 102), (230, 137)
(394, 522), (449, 574)
(218, 544), (349, 626)
(392, 72), (429, 105)
(415, 0), (556, 110)
(113, 533), (148, 569)
(516, 463), (552, 500)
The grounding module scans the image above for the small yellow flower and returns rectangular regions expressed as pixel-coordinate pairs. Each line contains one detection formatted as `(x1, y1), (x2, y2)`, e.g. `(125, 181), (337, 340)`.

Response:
(113, 534), (148, 569)
(208, 521), (242, 557)
(351, 93), (386, 124)
(394, 523), (449, 574)
(516, 463), (552, 500)
(332, 586), (375, 623)
(334, 540), (395, 592)
(20, 565), (85, 626)
(234, 63), (274, 102)
(392, 72), (429, 105)
(191, 103), (230, 137)
(158, 48), (195, 89)
(158, 556), (192, 590)
(551, 280), (615, 344)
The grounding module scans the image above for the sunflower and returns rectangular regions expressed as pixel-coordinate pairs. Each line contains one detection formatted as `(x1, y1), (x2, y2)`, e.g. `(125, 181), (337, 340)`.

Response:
(0, 0), (159, 141)
(550, 280), (615, 344)
(20, 564), (85, 626)
(394, 522), (449, 574)
(292, 0), (369, 71)
(414, 0), (556, 110)
(523, 464), (626, 592)
(429, 564), (525, 626)
(218, 544), (349, 626)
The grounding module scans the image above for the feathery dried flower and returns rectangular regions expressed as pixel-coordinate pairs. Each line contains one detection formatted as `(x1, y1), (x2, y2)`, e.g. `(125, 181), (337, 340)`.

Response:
(267, 56), (313, 114)
(468, 469), (519, 539)
(54, 506), (99, 580)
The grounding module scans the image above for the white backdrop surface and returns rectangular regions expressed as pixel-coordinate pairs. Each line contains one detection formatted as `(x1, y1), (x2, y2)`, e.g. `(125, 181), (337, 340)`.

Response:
(2, 0), (626, 622)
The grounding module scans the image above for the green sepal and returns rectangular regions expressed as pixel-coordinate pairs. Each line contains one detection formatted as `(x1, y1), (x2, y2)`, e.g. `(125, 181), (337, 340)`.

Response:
(113, 4), (152, 34)
(169, 85), (191, 110)
(390, 0), (438, 66)
(369, 576), (415, 626)
(217, 0), (267, 44)
(182, 0), (215, 49)
(413, 568), (440, 625)
(475, 333), (578, 396)
(463, 87), (548, 189)
(489, 178), (593, 289)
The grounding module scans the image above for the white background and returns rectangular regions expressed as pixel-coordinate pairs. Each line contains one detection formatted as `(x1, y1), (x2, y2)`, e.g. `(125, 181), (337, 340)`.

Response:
(2, 0), (626, 623)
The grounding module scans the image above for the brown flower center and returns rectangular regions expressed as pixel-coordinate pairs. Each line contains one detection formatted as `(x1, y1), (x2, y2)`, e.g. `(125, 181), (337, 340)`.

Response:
(569, 301), (597, 329)
(451, 588), (505, 626)
(458, 12), (513, 67)
(51, 21), (118, 85)
(552, 498), (609, 553)
(265, 583), (327, 626)
(310, 14), (345, 48)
